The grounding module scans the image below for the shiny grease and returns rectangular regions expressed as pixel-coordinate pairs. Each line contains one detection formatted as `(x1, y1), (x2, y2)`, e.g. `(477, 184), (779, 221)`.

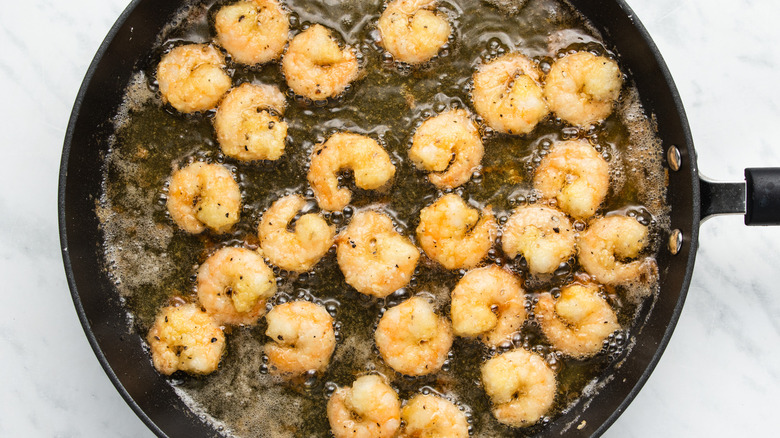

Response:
(99, 0), (669, 436)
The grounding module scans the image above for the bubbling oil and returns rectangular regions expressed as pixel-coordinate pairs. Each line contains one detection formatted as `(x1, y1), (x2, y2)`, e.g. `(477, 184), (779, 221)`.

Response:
(99, 0), (669, 436)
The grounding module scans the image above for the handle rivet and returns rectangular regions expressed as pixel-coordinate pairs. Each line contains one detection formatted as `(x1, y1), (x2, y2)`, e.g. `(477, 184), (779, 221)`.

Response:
(668, 229), (683, 255)
(667, 146), (681, 171)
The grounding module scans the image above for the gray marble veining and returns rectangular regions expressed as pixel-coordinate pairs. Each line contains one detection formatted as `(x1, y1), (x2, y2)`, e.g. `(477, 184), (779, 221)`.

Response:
(1, 0), (778, 436)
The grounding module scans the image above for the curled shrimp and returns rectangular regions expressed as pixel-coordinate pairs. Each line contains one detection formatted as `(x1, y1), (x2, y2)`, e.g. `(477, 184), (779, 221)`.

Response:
(258, 194), (335, 272)
(214, 0), (289, 65)
(450, 265), (526, 347)
(481, 348), (556, 428)
(327, 375), (401, 438)
(214, 83), (288, 161)
(156, 44), (232, 113)
(535, 283), (620, 358)
(577, 215), (654, 285)
(544, 51), (623, 127)
(196, 247), (276, 326)
(166, 162), (241, 234)
(377, 0), (451, 65)
(533, 140), (609, 220)
(307, 132), (396, 211)
(336, 210), (419, 298)
(408, 109), (484, 189)
(264, 300), (336, 376)
(282, 24), (360, 100)
(375, 297), (453, 376)
(472, 53), (549, 135)
(501, 205), (576, 275)
(416, 193), (497, 270)
(147, 303), (226, 375)
(399, 394), (469, 438)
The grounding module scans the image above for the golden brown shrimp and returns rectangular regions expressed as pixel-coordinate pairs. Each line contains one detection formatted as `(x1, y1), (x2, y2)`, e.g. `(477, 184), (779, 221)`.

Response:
(577, 215), (654, 285)
(408, 109), (484, 189)
(533, 140), (609, 220)
(307, 132), (396, 211)
(501, 205), (576, 275)
(156, 44), (232, 113)
(214, 83), (288, 161)
(336, 210), (419, 298)
(544, 51), (623, 127)
(327, 375), (401, 438)
(258, 194), (335, 272)
(214, 0), (289, 65)
(416, 193), (497, 270)
(481, 348), (556, 428)
(535, 283), (620, 358)
(166, 162), (241, 234)
(399, 394), (470, 438)
(147, 303), (226, 375)
(472, 53), (549, 135)
(196, 247), (276, 326)
(377, 0), (451, 65)
(281, 24), (360, 100)
(450, 265), (526, 347)
(374, 297), (453, 376)
(264, 300), (336, 376)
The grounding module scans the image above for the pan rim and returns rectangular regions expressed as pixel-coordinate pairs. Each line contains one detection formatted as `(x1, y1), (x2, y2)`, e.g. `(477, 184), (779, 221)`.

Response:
(582, 1), (701, 434)
(58, 0), (702, 436)
(58, 0), (168, 436)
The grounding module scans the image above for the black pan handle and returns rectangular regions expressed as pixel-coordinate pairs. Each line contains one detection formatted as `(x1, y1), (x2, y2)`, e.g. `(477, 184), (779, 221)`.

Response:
(745, 168), (780, 225)
(700, 168), (780, 225)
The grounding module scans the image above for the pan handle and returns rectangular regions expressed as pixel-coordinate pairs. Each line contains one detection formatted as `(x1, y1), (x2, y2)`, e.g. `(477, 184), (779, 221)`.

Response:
(700, 168), (780, 225)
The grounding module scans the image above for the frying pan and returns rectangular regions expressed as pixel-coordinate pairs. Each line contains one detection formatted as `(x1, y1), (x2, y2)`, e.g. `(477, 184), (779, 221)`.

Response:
(58, 0), (780, 436)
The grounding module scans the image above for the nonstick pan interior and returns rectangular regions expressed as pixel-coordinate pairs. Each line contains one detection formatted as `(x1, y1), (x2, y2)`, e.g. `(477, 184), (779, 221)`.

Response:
(60, 0), (699, 436)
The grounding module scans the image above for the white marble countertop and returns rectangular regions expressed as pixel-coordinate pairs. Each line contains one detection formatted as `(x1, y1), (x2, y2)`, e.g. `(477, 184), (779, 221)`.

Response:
(1, 0), (778, 436)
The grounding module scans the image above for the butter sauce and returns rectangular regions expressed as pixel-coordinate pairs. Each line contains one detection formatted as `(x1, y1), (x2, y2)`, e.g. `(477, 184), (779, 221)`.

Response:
(99, 0), (668, 436)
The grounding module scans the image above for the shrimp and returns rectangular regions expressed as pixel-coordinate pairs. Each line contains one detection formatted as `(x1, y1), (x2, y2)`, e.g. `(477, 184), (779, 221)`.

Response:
(336, 210), (419, 298)
(166, 162), (241, 234)
(156, 44), (232, 113)
(258, 194), (335, 272)
(408, 109), (484, 189)
(196, 247), (276, 326)
(535, 283), (620, 358)
(416, 193), (497, 270)
(501, 205), (576, 275)
(399, 394), (469, 438)
(533, 140), (609, 220)
(281, 24), (360, 100)
(544, 51), (623, 127)
(327, 375), (401, 438)
(472, 53), (549, 135)
(577, 215), (654, 285)
(147, 303), (226, 375)
(377, 0), (451, 65)
(214, 0), (289, 65)
(374, 297), (453, 376)
(450, 265), (526, 347)
(264, 300), (336, 375)
(213, 83), (288, 161)
(481, 348), (556, 428)
(307, 132), (396, 211)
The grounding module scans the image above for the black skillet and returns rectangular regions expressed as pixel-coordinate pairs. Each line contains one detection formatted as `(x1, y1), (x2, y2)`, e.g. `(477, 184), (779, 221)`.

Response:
(58, 0), (780, 436)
